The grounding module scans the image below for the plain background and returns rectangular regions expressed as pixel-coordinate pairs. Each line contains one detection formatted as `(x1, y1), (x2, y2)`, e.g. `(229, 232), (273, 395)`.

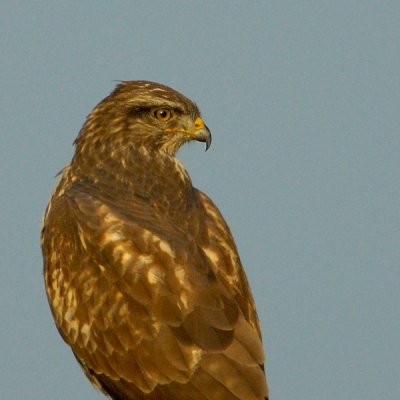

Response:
(1, 2), (399, 399)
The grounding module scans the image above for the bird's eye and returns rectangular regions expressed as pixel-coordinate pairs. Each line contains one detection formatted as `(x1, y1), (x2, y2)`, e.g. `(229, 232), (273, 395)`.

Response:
(154, 109), (172, 122)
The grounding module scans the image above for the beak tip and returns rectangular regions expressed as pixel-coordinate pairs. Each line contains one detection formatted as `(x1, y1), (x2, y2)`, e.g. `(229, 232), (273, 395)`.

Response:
(204, 126), (212, 151)
(205, 135), (211, 151)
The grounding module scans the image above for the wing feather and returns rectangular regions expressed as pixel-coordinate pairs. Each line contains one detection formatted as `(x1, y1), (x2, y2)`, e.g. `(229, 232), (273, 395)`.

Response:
(42, 179), (268, 398)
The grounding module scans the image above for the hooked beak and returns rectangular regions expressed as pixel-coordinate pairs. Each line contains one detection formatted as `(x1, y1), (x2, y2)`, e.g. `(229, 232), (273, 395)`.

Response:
(193, 117), (212, 151)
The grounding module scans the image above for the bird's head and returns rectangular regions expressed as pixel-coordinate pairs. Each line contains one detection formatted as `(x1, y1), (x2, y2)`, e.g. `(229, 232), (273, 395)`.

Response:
(74, 81), (211, 159)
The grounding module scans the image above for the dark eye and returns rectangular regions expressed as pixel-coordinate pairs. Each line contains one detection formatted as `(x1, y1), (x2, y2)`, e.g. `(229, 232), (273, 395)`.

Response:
(154, 109), (172, 122)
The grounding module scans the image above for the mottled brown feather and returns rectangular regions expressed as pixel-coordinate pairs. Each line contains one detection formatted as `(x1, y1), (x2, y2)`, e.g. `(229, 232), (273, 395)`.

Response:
(41, 81), (268, 399)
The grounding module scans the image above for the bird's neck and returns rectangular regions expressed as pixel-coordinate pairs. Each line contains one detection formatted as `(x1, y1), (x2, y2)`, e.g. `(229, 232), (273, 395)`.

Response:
(70, 144), (196, 211)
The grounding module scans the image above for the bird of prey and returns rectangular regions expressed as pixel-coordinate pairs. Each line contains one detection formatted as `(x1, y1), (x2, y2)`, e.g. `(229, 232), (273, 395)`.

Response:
(41, 81), (268, 400)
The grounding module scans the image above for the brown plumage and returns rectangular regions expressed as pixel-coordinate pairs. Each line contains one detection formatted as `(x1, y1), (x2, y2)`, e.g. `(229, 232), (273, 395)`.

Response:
(41, 81), (268, 400)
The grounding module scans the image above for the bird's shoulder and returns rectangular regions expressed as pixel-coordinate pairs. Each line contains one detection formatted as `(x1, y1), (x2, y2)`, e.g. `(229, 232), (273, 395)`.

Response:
(194, 189), (262, 332)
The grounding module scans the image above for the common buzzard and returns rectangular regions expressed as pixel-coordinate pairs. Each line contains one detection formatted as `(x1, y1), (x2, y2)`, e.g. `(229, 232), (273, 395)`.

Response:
(41, 81), (268, 399)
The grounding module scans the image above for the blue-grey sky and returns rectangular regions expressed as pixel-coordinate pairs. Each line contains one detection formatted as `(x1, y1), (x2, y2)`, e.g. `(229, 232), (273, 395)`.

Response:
(1, 1), (399, 399)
